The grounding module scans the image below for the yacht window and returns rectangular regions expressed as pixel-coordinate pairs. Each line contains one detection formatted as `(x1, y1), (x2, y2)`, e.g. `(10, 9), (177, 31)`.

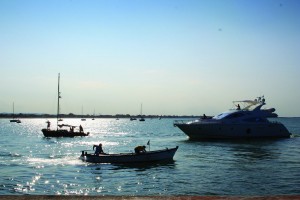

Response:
(243, 118), (268, 122)
(213, 113), (228, 119)
(224, 112), (245, 119)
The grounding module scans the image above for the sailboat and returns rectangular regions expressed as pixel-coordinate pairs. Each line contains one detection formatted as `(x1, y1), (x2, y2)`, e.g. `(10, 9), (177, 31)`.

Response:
(81, 106), (86, 121)
(92, 109), (95, 120)
(41, 73), (89, 137)
(10, 102), (21, 123)
(139, 103), (145, 121)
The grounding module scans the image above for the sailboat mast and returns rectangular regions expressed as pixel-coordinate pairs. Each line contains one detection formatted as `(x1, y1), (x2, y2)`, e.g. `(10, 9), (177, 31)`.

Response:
(57, 73), (60, 130)
(12, 102), (15, 119)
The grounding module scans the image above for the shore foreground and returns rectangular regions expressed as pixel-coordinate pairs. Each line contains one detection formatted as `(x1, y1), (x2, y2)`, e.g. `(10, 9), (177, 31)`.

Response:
(0, 195), (299, 200)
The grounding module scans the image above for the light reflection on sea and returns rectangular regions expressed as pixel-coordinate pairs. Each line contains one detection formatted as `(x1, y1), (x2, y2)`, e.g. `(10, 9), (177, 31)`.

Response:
(0, 117), (299, 195)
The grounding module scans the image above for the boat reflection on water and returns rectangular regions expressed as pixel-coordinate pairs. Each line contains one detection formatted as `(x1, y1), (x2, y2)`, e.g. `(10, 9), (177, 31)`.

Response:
(86, 160), (177, 172)
(113, 160), (176, 170)
(228, 139), (283, 160)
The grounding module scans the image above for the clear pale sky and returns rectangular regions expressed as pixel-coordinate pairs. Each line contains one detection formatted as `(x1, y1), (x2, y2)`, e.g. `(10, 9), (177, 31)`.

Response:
(1, 0), (299, 116)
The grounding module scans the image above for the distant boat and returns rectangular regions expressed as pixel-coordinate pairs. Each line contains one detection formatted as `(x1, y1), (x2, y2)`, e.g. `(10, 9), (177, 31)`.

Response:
(10, 102), (21, 123)
(41, 73), (89, 137)
(139, 103), (145, 121)
(130, 117), (137, 121)
(139, 118), (145, 122)
(92, 109), (95, 120)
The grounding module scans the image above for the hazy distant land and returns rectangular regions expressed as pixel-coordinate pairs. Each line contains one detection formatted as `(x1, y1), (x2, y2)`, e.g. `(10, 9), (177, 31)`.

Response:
(0, 113), (201, 119)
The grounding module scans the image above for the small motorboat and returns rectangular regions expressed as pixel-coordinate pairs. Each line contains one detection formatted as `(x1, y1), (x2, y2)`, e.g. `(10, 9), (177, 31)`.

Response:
(80, 146), (178, 164)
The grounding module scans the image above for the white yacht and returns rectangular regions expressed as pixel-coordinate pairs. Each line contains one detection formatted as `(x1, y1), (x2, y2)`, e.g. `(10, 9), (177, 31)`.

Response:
(174, 96), (291, 139)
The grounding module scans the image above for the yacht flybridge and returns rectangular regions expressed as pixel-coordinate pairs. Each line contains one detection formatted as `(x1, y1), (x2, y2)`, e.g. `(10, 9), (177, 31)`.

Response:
(174, 96), (291, 139)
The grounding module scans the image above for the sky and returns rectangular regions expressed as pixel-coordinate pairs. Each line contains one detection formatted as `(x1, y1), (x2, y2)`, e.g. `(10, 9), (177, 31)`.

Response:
(0, 0), (300, 117)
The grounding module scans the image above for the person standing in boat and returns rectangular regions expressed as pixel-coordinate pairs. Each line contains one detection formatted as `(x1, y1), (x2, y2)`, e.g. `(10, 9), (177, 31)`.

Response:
(134, 145), (146, 154)
(79, 125), (83, 133)
(46, 121), (51, 130)
(93, 143), (104, 155)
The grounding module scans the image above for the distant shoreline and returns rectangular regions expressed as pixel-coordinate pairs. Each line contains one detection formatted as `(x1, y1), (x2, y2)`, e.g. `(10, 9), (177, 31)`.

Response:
(0, 113), (201, 119)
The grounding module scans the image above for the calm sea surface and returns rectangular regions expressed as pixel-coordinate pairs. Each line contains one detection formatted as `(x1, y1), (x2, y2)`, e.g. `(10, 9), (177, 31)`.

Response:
(0, 118), (299, 196)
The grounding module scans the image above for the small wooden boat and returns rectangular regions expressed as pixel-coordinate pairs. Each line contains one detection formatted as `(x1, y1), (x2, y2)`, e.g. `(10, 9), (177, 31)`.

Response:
(80, 146), (178, 164)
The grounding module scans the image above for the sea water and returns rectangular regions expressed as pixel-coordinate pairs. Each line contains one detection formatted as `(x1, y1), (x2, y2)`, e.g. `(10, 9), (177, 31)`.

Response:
(0, 118), (299, 195)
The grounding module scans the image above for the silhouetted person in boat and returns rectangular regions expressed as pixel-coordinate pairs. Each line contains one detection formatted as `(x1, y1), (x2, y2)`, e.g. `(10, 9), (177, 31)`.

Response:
(46, 121), (51, 130)
(134, 145), (146, 154)
(202, 114), (207, 119)
(70, 126), (74, 132)
(93, 143), (104, 155)
(237, 104), (241, 110)
(79, 125), (83, 133)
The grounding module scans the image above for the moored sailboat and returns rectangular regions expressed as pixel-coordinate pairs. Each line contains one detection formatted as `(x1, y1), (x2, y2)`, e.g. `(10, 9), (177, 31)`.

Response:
(81, 106), (86, 121)
(41, 73), (89, 137)
(139, 103), (145, 121)
(10, 102), (21, 123)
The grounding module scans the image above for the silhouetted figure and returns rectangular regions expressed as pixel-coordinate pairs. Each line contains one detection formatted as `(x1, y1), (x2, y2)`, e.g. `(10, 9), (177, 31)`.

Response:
(93, 143), (104, 155)
(134, 145), (146, 154)
(47, 121), (51, 130)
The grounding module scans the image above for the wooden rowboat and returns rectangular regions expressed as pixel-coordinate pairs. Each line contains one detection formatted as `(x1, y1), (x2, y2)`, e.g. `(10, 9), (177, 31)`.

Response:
(80, 146), (178, 164)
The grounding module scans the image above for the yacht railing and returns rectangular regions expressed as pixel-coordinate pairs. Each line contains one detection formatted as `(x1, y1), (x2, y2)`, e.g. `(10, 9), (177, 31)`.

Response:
(173, 119), (218, 126)
(173, 120), (191, 125)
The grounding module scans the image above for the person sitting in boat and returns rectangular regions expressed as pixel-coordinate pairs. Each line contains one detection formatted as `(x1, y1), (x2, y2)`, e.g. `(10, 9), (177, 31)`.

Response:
(134, 145), (146, 154)
(236, 104), (241, 110)
(79, 125), (83, 133)
(93, 143), (104, 155)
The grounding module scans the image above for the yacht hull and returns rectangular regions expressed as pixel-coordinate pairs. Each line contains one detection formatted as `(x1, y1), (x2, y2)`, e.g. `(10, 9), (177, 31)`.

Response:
(174, 122), (291, 140)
